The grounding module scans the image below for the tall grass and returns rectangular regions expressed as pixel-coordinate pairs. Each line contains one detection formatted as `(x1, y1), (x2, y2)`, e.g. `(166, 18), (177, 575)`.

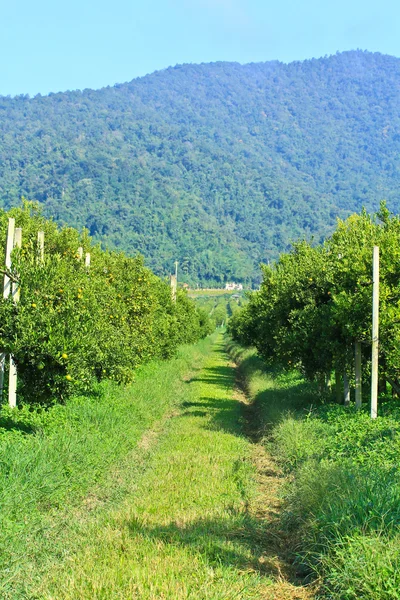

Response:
(0, 334), (215, 598)
(228, 338), (400, 599)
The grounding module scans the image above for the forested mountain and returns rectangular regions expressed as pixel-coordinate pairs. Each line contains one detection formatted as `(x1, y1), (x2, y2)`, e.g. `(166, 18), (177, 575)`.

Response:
(1, 50), (400, 284)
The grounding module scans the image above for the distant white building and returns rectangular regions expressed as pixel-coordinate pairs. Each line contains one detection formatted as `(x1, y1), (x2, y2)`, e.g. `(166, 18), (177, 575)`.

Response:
(225, 282), (243, 291)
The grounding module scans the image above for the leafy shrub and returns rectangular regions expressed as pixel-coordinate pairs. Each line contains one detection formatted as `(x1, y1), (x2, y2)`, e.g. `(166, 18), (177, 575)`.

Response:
(229, 203), (400, 389)
(0, 203), (211, 404)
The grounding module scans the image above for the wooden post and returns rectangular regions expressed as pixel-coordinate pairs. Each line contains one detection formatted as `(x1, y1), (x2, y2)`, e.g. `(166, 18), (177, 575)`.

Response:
(355, 342), (362, 408)
(174, 261), (178, 279)
(317, 373), (325, 395)
(3, 218), (15, 299)
(0, 218), (15, 399)
(85, 252), (91, 268)
(12, 228), (22, 302)
(8, 227), (22, 408)
(0, 352), (5, 400)
(37, 231), (44, 263)
(343, 371), (350, 405)
(77, 246), (83, 260)
(325, 372), (332, 393)
(371, 246), (379, 419)
(8, 357), (17, 408)
(335, 371), (341, 403)
(170, 274), (177, 303)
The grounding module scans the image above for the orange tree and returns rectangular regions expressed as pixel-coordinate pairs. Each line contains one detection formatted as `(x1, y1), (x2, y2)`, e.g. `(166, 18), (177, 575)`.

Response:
(229, 241), (340, 381)
(0, 203), (210, 404)
(229, 204), (400, 393)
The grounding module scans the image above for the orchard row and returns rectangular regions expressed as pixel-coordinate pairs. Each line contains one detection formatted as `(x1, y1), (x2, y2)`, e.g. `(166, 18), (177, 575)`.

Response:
(0, 202), (212, 405)
(229, 203), (400, 397)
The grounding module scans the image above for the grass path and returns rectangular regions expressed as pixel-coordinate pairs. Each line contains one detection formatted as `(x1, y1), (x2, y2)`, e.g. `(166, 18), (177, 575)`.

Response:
(21, 334), (313, 598)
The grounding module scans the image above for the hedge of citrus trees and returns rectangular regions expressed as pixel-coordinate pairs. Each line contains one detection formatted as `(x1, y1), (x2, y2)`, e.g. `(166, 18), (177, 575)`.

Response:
(0, 202), (212, 404)
(229, 203), (400, 394)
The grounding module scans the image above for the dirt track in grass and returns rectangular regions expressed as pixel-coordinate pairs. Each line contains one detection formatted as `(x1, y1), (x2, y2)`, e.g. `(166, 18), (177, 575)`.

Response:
(11, 333), (315, 599)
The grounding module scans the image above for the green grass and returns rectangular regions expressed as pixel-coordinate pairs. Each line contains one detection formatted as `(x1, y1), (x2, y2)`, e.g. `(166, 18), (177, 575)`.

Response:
(0, 334), (216, 598)
(1, 333), (281, 599)
(226, 340), (317, 430)
(36, 333), (272, 599)
(227, 339), (400, 599)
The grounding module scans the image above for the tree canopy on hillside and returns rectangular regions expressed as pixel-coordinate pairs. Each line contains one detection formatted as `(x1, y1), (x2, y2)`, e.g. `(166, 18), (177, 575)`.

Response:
(1, 51), (400, 284)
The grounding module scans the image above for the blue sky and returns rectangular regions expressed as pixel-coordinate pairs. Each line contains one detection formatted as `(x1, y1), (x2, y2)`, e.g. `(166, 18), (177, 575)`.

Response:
(1, 0), (399, 96)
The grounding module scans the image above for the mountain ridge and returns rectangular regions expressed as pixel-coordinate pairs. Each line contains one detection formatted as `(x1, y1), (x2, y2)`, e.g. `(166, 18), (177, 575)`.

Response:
(2, 49), (391, 99)
(1, 50), (400, 284)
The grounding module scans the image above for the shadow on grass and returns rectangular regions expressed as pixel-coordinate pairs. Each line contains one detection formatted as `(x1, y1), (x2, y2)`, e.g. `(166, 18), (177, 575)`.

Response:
(235, 354), (320, 432)
(0, 414), (37, 435)
(127, 511), (304, 584)
(178, 397), (244, 436)
(0, 384), (106, 436)
(182, 349), (319, 440)
(179, 360), (248, 436)
(251, 380), (319, 430)
(123, 342), (316, 589)
(186, 364), (234, 387)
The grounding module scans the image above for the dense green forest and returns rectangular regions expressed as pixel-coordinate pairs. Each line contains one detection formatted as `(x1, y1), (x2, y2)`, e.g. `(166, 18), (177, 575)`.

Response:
(1, 50), (400, 284)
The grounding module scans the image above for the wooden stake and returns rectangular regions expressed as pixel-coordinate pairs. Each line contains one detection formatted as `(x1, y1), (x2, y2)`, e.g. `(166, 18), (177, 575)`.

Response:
(170, 274), (177, 303)
(0, 353), (4, 400)
(14, 228), (22, 247)
(37, 231), (44, 263)
(335, 371), (341, 403)
(3, 218), (15, 299)
(85, 252), (91, 268)
(77, 247), (83, 260)
(0, 219), (15, 399)
(343, 371), (350, 405)
(325, 372), (332, 392)
(355, 342), (362, 408)
(371, 246), (379, 419)
(8, 227), (22, 408)
(13, 228), (22, 302)
(8, 357), (17, 408)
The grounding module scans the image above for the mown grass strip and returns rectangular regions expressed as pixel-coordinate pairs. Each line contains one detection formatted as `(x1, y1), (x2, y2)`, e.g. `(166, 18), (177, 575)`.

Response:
(37, 334), (274, 599)
(0, 334), (215, 599)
